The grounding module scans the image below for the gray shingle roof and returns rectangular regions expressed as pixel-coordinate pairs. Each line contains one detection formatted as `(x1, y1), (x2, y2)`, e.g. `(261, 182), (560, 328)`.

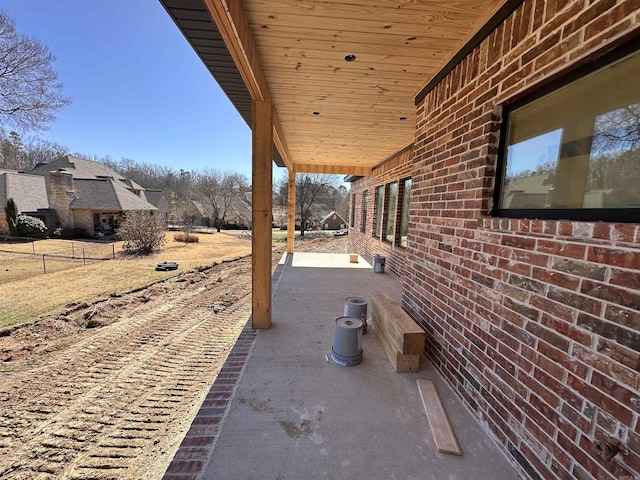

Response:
(119, 178), (145, 191)
(143, 190), (171, 214)
(0, 171), (50, 212)
(70, 179), (158, 211)
(31, 155), (126, 181)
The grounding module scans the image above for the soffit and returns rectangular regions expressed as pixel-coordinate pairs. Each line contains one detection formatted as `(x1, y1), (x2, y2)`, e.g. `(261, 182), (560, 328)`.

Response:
(162, 0), (507, 173)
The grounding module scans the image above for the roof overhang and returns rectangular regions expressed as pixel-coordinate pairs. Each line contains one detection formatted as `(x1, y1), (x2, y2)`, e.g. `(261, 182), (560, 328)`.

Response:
(159, 0), (520, 176)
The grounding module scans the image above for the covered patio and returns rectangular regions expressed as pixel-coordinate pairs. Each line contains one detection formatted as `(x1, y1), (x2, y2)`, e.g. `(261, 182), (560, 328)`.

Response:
(164, 252), (520, 479)
(158, 0), (517, 329)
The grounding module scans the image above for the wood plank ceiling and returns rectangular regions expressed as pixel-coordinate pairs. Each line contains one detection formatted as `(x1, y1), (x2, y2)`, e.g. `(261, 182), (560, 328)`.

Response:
(161, 0), (506, 175)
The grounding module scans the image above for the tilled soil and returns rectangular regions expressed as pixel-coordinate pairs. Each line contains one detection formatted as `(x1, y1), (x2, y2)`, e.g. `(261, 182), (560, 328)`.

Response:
(0, 255), (256, 479)
(0, 236), (348, 479)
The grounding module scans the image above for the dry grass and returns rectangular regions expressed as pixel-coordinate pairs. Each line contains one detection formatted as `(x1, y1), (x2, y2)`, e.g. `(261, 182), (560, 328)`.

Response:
(0, 232), (251, 328)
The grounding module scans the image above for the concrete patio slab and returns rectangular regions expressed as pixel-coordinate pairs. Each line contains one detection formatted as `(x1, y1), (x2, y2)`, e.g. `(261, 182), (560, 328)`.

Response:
(167, 252), (520, 480)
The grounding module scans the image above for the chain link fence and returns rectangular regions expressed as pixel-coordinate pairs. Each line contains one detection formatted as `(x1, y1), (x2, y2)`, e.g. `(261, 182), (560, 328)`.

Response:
(0, 240), (116, 283)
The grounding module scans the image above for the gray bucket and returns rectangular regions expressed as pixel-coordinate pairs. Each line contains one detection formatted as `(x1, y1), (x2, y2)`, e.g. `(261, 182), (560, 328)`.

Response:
(330, 316), (363, 366)
(373, 255), (386, 273)
(344, 297), (368, 334)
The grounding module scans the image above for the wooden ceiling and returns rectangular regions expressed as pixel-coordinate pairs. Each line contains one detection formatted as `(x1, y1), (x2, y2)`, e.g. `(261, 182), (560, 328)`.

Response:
(162, 0), (508, 175)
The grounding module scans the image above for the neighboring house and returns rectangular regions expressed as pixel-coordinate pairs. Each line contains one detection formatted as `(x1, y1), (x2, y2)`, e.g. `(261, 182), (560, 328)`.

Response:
(30, 155), (160, 236)
(189, 200), (213, 227)
(142, 190), (171, 222)
(0, 170), (56, 234)
(503, 173), (640, 209)
(501, 173), (554, 208)
(320, 211), (347, 231)
(175, 191), (252, 229)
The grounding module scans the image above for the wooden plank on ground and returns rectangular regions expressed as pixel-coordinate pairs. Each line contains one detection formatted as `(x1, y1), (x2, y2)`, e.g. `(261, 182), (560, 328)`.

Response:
(416, 379), (462, 456)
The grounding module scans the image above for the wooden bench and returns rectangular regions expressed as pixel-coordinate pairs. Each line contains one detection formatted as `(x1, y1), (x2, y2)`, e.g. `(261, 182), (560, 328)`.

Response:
(370, 293), (425, 372)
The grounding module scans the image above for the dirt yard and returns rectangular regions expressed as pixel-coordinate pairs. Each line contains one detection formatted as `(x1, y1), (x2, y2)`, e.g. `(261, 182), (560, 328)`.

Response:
(0, 235), (347, 479)
(0, 232), (252, 327)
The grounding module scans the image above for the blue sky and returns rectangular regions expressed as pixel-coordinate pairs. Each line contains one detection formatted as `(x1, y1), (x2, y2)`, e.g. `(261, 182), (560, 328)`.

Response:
(1, 0), (273, 181)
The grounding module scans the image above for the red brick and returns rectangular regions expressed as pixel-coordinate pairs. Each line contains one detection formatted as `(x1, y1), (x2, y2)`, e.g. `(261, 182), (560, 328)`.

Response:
(349, 3), (640, 480)
(610, 269), (640, 290)
(540, 313), (592, 347)
(165, 459), (204, 474)
(566, 374), (634, 425)
(537, 239), (586, 259)
(582, 280), (640, 312)
(587, 246), (640, 270)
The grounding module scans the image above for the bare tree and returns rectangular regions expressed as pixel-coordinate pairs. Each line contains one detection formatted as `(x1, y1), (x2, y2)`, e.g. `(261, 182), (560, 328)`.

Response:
(0, 129), (67, 170)
(20, 135), (67, 169)
(0, 11), (71, 131)
(277, 173), (336, 237)
(119, 211), (166, 255)
(196, 169), (248, 232)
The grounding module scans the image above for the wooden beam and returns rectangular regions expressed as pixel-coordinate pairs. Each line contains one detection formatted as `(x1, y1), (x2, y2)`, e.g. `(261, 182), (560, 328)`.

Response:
(204, 0), (293, 170)
(293, 163), (372, 176)
(273, 114), (294, 171)
(287, 170), (296, 254)
(251, 100), (273, 329)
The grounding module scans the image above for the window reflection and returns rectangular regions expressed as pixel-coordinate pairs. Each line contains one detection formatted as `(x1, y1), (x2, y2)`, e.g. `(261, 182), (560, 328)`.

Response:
(500, 49), (640, 211)
(385, 182), (398, 243)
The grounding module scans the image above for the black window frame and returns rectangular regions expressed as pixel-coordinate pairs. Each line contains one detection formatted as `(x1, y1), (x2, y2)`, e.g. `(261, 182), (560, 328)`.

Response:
(383, 181), (398, 244)
(398, 177), (412, 248)
(492, 36), (640, 224)
(361, 190), (368, 233)
(350, 193), (356, 227)
(373, 185), (384, 239)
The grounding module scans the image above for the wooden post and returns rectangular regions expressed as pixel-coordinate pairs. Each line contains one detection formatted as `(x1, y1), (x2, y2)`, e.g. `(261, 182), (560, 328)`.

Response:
(252, 100), (273, 329)
(287, 170), (296, 254)
(42, 254), (46, 274)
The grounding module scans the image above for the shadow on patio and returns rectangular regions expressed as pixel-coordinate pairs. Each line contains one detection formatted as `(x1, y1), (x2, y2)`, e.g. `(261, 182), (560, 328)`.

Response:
(164, 252), (520, 480)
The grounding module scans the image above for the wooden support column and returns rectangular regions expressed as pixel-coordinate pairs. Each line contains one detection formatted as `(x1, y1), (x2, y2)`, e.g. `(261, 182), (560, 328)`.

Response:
(252, 100), (273, 329)
(287, 170), (296, 254)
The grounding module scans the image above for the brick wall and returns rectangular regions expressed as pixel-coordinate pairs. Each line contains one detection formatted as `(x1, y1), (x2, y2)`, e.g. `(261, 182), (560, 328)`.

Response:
(348, 1), (639, 479)
(348, 145), (413, 278)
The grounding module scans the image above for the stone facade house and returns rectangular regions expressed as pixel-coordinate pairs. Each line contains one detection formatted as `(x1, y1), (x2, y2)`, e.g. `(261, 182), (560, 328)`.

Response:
(30, 155), (160, 236)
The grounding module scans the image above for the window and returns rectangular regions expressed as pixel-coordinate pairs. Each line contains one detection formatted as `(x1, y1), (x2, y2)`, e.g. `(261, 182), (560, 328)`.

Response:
(361, 190), (368, 233)
(495, 45), (640, 222)
(399, 178), (411, 247)
(350, 194), (356, 227)
(373, 186), (384, 238)
(384, 182), (398, 243)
